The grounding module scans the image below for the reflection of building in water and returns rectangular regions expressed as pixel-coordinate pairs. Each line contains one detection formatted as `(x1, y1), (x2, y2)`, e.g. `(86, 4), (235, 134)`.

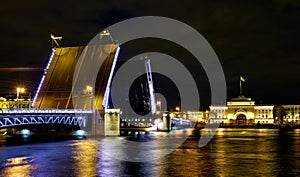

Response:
(2, 156), (34, 176)
(209, 96), (274, 125)
(282, 105), (300, 123)
(72, 140), (98, 176)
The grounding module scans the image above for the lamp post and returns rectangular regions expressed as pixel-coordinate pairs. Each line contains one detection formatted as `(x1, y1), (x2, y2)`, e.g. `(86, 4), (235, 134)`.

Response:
(16, 87), (25, 108)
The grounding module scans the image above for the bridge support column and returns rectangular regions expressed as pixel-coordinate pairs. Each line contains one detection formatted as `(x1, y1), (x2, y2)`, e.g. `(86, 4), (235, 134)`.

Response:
(162, 114), (171, 131)
(104, 109), (120, 136)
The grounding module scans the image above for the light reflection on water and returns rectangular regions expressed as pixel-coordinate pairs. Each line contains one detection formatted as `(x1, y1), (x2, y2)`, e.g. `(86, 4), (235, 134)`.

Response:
(2, 156), (34, 177)
(0, 129), (299, 176)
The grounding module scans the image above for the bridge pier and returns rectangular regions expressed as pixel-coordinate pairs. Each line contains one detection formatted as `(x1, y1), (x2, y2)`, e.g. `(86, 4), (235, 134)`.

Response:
(104, 109), (120, 136)
(92, 110), (105, 136)
(162, 114), (172, 131)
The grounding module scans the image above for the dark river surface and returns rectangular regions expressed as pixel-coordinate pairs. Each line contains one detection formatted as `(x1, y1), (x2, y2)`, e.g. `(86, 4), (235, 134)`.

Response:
(0, 128), (300, 176)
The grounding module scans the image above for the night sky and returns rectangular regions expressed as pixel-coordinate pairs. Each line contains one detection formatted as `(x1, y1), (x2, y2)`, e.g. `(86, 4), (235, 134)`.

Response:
(0, 0), (299, 109)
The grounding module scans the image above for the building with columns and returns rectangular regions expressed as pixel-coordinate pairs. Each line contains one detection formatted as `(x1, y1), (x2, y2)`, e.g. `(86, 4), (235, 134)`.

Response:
(209, 96), (274, 125)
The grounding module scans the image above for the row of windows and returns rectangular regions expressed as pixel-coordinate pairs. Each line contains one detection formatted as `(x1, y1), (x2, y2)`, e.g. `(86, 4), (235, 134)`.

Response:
(214, 120), (271, 123)
(212, 115), (271, 118)
(257, 110), (271, 112)
(287, 107), (300, 111)
(286, 111), (300, 114)
(122, 118), (152, 122)
(284, 116), (300, 119)
(212, 109), (273, 113)
(211, 110), (225, 113)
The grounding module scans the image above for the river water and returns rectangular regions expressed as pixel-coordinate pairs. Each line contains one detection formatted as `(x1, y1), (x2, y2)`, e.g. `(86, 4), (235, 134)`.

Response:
(0, 128), (300, 176)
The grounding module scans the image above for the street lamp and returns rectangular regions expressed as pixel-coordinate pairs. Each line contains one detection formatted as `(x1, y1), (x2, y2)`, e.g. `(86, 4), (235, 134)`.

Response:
(16, 87), (25, 108)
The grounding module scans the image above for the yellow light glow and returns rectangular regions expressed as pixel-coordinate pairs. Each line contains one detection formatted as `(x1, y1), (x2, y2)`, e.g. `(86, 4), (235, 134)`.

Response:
(248, 112), (254, 119)
(175, 107), (180, 111)
(156, 101), (161, 106)
(17, 87), (25, 93)
(86, 85), (93, 91)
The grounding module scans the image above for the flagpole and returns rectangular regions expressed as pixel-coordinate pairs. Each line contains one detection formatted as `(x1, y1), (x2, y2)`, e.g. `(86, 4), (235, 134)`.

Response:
(240, 77), (242, 96)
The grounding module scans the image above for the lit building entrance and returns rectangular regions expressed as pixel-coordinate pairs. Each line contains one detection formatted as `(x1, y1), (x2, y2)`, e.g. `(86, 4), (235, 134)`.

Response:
(236, 114), (247, 125)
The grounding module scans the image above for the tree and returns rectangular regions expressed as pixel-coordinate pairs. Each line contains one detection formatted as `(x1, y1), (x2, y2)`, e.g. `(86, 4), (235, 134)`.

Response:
(273, 105), (286, 124)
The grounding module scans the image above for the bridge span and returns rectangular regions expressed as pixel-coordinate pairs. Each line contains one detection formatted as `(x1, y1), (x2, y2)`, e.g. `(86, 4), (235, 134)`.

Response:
(0, 109), (91, 128)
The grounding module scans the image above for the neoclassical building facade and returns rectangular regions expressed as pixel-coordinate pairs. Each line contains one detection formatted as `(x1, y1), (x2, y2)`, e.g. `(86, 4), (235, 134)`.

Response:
(209, 96), (274, 125)
(282, 105), (300, 123)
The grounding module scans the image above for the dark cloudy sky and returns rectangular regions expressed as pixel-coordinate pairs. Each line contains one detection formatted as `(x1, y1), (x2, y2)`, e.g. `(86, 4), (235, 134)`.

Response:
(0, 0), (299, 108)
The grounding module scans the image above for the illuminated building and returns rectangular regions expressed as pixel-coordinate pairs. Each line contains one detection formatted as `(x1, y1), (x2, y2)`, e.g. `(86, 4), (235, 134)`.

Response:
(209, 96), (274, 125)
(282, 105), (300, 123)
(167, 110), (209, 123)
(0, 97), (31, 109)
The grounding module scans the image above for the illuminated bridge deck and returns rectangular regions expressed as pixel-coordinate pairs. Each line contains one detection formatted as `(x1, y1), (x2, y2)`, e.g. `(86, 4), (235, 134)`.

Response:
(0, 109), (92, 128)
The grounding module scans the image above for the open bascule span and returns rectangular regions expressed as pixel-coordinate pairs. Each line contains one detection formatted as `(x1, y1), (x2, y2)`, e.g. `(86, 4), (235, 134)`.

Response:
(0, 33), (120, 140)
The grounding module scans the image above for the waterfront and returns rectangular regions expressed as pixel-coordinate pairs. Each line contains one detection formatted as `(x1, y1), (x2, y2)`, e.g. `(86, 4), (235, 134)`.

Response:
(0, 128), (300, 176)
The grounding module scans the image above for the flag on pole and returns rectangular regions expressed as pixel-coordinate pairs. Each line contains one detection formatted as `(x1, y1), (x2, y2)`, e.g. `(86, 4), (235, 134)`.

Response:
(240, 76), (245, 82)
